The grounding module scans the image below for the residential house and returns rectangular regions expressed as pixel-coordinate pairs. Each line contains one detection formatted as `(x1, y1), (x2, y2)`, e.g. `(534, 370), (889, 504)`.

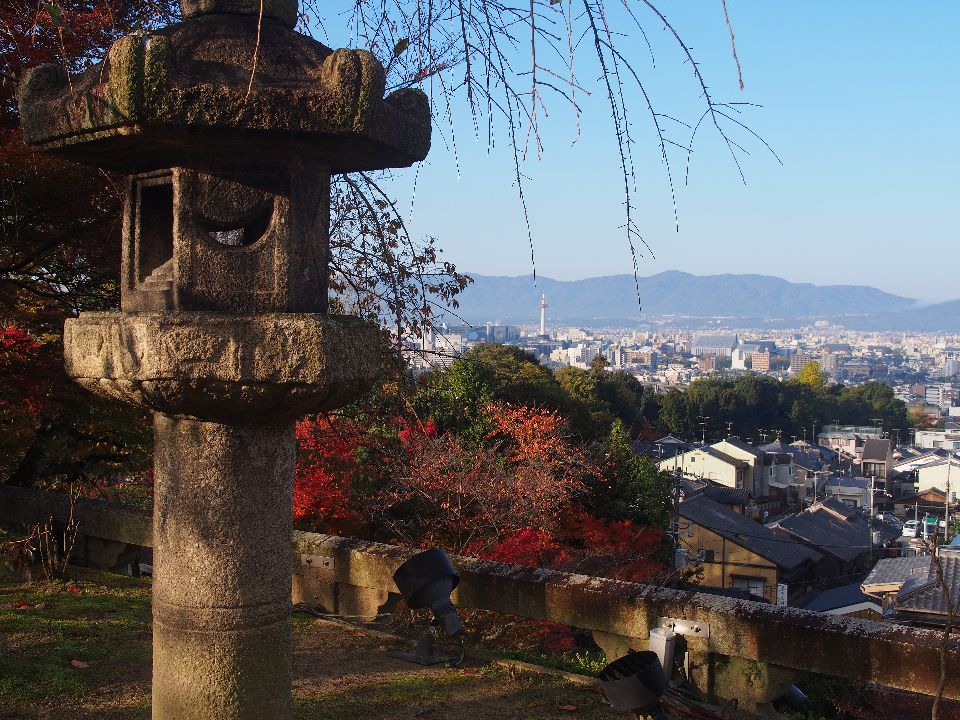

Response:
(657, 446), (749, 490)
(802, 583), (882, 619)
(860, 438), (893, 490)
(713, 438), (765, 496)
(822, 476), (872, 508)
(679, 494), (820, 605)
(894, 487), (956, 522)
(635, 434), (690, 461)
(861, 549), (960, 628)
(680, 478), (750, 515)
(817, 424), (882, 461)
(914, 430), (960, 451)
(891, 448), (953, 493)
(758, 440), (811, 503)
(767, 498), (875, 581)
(916, 455), (959, 498)
(762, 452), (802, 505)
(861, 555), (931, 607)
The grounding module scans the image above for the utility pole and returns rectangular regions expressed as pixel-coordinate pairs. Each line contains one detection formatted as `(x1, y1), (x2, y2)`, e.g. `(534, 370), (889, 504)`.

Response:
(869, 475), (875, 565)
(945, 453), (954, 544)
(670, 467), (684, 578)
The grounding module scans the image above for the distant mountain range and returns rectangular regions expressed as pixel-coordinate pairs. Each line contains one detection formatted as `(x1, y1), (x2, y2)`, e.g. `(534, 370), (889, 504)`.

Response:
(442, 272), (960, 331)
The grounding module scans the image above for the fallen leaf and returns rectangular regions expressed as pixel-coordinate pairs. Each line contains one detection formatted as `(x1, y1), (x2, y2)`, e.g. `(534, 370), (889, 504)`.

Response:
(67, 586), (80, 593)
(9, 602), (30, 609)
(70, 660), (89, 669)
(558, 705), (577, 712)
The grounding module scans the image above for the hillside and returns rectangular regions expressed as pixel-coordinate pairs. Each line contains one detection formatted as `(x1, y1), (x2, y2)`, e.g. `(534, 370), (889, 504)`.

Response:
(448, 271), (919, 325)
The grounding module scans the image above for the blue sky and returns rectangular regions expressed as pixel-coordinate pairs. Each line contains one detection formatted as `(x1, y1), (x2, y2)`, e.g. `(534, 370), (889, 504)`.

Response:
(332, 2), (960, 303)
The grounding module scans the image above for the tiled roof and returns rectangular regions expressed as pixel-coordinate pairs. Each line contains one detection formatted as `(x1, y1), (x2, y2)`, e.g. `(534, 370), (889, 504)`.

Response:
(768, 505), (870, 562)
(862, 438), (891, 462)
(826, 477), (870, 490)
(758, 440), (793, 454)
(703, 483), (750, 506)
(717, 438), (763, 458)
(895, 554), (960, 619)
(680, 494), (821, 570)
(817, 497), (858, 519)
(862, 555), (931, 591)
(803, 583), (880, 613)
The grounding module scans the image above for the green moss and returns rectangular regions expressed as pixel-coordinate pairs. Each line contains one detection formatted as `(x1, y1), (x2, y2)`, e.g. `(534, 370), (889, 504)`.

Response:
(107, 34), (146, 120)
(143, 35), (171, 112)
(352, 51), (375, 133)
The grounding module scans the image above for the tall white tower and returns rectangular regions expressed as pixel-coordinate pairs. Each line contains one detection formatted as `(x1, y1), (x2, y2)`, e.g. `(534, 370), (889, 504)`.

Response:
(539, 294), (548, 336)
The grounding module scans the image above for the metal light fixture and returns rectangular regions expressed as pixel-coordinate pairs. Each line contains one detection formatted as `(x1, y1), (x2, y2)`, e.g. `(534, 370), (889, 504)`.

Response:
(392, 548), (463, 665)
(598, 651), (668, 716)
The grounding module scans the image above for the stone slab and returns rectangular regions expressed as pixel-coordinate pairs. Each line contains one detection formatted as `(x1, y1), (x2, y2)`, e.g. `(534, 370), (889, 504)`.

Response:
(18, 16), (430, 174)
(63, 312), (384, 422)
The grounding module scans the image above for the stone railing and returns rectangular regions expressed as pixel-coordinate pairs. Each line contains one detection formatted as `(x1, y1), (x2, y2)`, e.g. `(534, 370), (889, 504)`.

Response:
(2, 486), (957, 708)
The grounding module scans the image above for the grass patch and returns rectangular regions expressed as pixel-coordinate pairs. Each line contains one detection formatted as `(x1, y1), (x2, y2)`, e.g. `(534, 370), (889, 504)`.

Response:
(0, 567), (151, 710)
(490, 648), (607, 677)
(295, 671), (471, 719)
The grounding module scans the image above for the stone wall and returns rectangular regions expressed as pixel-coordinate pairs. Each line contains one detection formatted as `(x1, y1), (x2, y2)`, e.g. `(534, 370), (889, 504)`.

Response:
(3, 486), (957, 706)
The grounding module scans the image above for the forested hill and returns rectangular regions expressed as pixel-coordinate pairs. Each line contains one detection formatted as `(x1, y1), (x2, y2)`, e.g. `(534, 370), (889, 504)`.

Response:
(451, 272), (919, 324)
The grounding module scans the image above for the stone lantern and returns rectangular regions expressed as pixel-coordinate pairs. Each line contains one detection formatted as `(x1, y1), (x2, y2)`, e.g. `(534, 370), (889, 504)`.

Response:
(18, 1), (430, 717)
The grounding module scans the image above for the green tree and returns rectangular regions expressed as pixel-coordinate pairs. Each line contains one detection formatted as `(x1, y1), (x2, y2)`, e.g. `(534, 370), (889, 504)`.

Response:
(837, 382), (908, 435)
(658, 390), (690, 438)
(586, 420), (673, 527)
(415, 344), (574, 443)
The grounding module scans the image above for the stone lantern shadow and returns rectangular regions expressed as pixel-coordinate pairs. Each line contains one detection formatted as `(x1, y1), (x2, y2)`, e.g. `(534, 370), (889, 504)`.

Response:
(18, 0), (431, 716)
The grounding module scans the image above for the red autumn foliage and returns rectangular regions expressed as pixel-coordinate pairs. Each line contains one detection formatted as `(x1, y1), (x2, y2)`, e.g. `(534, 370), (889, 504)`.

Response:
(292, 402), (663, 584)
(293, 415), (366, 534)
(363, 403), (593, 554)
(476, 516), (664, 583)
(475, 528), (567, 568)
(0, 326), (45, 415)
(396, 416), (437, 447)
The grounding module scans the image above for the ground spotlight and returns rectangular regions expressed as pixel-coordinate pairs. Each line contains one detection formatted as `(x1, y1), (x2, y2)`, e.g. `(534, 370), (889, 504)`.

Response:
(782, 684), (809, 710)
(598, 651), (668, 716)
(392, 548), (463, 665)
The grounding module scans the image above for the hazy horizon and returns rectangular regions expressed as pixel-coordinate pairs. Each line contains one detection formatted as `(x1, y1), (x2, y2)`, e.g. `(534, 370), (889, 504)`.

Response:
(462, 270), (955, 307)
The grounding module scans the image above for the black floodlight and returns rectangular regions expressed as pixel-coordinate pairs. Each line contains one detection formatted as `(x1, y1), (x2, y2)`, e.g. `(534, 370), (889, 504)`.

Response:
(598, 651), (668, 715)
(393, 548), (463, 636)
(782, 684), (810, 710)
(392, 549), (463, 666)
